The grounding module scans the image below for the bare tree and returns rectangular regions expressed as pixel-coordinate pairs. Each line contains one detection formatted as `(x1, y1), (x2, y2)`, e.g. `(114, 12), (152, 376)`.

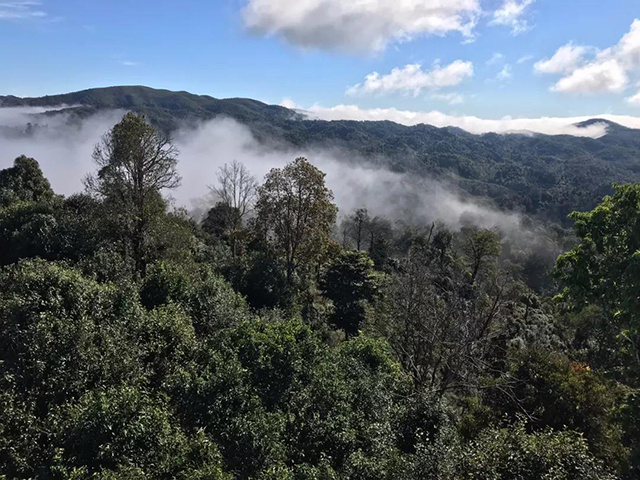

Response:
(209, 160), (257, 222)
(376, 237), (518, 397)
(207, 161), (257, 256)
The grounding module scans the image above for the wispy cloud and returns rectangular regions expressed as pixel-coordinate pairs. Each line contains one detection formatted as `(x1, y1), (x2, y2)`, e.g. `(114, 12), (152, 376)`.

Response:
(490, 0), (536, 35)
(495, 64), (513, 83)
(430, 92), (465, 105)
(0, 1), (46, 20)
(487, 53), (505, 65)
(121, 60), (140, 67)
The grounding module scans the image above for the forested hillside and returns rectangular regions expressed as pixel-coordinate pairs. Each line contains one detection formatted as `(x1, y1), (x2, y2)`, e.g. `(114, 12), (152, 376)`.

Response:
(1, 112), (639, 479)
(4, 86), (640, 225)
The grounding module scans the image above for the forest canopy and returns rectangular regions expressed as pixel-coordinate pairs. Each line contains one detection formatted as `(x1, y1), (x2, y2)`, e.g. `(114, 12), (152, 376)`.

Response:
(0, 113), (638, 479)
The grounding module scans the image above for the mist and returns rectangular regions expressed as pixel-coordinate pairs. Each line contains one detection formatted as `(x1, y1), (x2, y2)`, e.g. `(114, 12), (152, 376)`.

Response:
(0, 108), (528, 238)
(174, 117), (523, 234)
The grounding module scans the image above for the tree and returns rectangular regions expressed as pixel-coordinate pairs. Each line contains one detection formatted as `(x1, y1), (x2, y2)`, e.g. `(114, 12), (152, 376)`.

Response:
(460, 226), (501, 283)
(86, 113), (181, 275)
(202, 202), (241, 241)
(556, 184), (640, 372)
(376, 234), (518, 396)
(343, 208), (370, 250)
(320, 250), (380, 337)
(0, 155), (54, 207)
(209, 160), (257, 222)
(255, 157), (338, 285)
(366, 215), (394, 269)
(208, 161), (257, 256)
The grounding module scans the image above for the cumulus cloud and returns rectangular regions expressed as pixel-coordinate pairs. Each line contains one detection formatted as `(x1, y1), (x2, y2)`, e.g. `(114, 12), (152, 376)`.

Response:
(490, 0), (536, 35)
(541, 20), (640, 94)
(0, 1), (46, 20)
(300, 102), (640, 137)
(534, 43), (588, 74)
(551, 59), (628, 94)
(347, 61), (473, 97)
(242, 0), (480, 53)
(617, 19), (640, 68)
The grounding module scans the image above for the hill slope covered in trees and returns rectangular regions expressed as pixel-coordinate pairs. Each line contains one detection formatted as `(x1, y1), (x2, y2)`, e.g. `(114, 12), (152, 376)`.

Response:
(4, 86), (640, 225)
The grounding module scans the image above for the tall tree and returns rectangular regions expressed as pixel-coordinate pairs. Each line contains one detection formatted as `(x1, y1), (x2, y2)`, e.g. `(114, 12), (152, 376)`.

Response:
(255, 157), (338, 284)
(86, 113), (181, 275)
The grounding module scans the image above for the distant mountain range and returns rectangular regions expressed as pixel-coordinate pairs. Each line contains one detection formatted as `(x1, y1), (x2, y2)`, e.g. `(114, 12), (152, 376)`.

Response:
(3, 85), (640, 225)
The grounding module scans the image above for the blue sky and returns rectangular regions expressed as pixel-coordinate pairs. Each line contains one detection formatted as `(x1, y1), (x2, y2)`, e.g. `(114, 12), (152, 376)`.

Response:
(1, 0), (640, 120)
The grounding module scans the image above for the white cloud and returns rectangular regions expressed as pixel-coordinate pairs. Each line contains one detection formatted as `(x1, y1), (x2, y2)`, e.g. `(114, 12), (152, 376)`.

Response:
(242, 0), (480, 53)
(430, 92), (465, 105)
(487, 53), (505, 65)
(517, 55), (534, 64)
(300, 102), (640, 137)
(617, 19), (640, 68)
(0, 1), (46, 19)
(534, 43), (588, 74)
(280, 98), (299, 109)
(490, 0), (536, 35)
(542, 20), (640, 94)
(627, 90), (640, 105)
(121, 60), (139, 67)
(347, 61), (473, 97)
(495, 64), (513, 82)
(551, 59), (628, 94)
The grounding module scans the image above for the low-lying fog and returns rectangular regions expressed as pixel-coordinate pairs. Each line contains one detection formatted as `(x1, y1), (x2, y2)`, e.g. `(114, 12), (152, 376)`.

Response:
(0, 107), (544, 244)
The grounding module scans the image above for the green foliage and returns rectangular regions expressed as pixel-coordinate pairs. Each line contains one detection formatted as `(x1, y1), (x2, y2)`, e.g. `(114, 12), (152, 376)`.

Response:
(0, 260), (144, 407)
(459, 226), (501, 282)
(459, 422), (617, 480)
(256, 157), (338, 284)
(490, 348), (627, 471)
(556, 184), (640, 374)
(202, 202), (241, 241)
(0, 155), (54, 207)
(320, 250), (381, 337)
(168, 320), (448, 479)
(87, 112), (181, 275)
(2, 131), (639, 478)
(140, 262), (250, 336)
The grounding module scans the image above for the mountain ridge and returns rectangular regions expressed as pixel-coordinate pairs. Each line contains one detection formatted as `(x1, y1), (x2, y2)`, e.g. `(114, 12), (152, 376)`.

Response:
(1, 85), (633, 137)
(3, 85), (640, 225)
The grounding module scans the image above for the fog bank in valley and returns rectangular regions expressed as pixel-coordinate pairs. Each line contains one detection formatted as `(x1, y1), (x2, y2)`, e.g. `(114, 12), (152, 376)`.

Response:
(1, 108), (526, 237)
